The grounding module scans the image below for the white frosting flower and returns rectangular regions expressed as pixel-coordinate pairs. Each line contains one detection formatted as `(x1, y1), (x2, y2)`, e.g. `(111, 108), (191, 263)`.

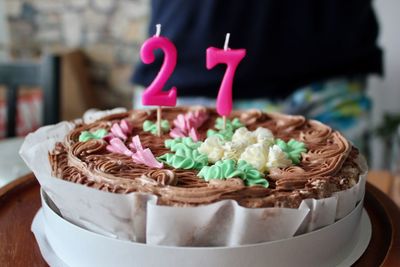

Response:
(199, 125), (292, 172)
(253, 127), (274, 146)
(232, 126), (274, 147)
(239, 143), (268, 172)
(232, 127), (256, 146)
(198, 135), (224, 163)
(266, 145), (292, 170)
(222, 141), (247, 161)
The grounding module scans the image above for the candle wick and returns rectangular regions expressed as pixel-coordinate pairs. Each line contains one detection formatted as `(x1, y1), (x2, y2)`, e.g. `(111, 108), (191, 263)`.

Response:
(223, 33), (230, 51)
(223, 116), (227, 130)
(155, 24), (161, 37)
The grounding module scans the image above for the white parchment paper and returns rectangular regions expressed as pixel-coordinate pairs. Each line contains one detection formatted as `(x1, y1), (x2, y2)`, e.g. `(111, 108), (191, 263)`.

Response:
(20, 120), (366, 247)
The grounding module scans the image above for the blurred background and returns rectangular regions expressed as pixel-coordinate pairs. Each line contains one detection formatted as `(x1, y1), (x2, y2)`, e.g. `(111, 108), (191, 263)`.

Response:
(0, 0), (399, 171)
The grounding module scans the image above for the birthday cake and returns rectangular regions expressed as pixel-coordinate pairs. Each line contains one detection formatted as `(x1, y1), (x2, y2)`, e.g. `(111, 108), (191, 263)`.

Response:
(48, 106), (362, 209)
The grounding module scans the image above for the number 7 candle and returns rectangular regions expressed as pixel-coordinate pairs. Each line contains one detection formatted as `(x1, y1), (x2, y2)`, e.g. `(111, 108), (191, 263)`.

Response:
(140, 24), (177, 136)
(206, 33), (246, 128)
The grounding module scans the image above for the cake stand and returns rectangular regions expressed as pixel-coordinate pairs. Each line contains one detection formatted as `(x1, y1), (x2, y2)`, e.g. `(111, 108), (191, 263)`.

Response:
(0, 173), (399, 266)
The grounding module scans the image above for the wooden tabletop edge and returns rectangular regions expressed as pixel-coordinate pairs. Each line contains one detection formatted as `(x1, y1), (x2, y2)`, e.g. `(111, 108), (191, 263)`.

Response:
(0, 173), (35, 199)
(366, 182), (400, 266)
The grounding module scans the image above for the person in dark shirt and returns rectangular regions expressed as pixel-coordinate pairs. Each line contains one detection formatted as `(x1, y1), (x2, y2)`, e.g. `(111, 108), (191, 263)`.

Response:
(132, 0), (382, 145)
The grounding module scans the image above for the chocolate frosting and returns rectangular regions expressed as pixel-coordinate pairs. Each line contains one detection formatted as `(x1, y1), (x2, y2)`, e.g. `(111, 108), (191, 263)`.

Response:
(49, 107), (361, 208)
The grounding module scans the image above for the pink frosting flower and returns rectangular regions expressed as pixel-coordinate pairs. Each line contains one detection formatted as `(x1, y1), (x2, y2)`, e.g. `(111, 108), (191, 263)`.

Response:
(130, 135), (163, 168)
(106, 135), (162, 169)
(106, 138), (133, 157)
(170, 110), (208, 141)
(104, 119), (133, 142)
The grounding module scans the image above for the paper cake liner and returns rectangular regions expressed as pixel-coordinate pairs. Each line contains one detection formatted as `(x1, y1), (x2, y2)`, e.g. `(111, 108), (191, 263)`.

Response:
(21, 121), (367, 247)
(33, 189), (369, 267)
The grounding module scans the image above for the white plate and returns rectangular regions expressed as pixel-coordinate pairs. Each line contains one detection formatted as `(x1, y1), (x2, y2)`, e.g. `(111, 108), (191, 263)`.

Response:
(31, 192), (371, 267)
(0, 137), (30, 186)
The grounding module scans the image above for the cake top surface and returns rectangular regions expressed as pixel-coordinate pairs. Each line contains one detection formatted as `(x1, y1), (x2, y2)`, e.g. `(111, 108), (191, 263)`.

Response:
(49, 107), (360, 208)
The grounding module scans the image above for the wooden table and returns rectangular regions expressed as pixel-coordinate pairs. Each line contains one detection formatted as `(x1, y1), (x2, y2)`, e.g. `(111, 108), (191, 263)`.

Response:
(0, 173), (399, 267)
(0, 174), (46, 266)
(367, 170), (400, 207)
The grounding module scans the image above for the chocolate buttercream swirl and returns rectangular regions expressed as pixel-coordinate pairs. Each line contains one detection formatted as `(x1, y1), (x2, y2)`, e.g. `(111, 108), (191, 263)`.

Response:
(143, 169), (177, 186)
(129, 109), (152, 123)
(93, 156), (137, 174)
(239, 109), (264, 126)
(48, 106), (360, 208)
(65, 121), (110, 146)
(269, 130), (351, 191)
(98, 112), (131, 122)
(157, 185), (248, 205)
(299, 120), (332, 144)
(275, 178), (309, 190)
(208, 178), (245, 188)
(71, 139), (107, 157)
(268, 113), (306, 133)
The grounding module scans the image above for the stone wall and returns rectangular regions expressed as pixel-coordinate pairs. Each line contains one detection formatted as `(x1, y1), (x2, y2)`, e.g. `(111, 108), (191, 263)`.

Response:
(1, 0), (150, 108)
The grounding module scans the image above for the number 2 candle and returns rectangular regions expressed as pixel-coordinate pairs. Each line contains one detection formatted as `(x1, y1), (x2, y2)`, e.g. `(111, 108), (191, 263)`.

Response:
(140, 24), (177, 136)
(141, 24), (177, 106)
(206, 33), (246, 122)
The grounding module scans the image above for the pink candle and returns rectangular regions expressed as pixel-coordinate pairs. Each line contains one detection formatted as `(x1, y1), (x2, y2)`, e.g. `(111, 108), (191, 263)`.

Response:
(206, 33), (246, 116)
(207, 33), (246, 116)
(141, 24), (177, 106)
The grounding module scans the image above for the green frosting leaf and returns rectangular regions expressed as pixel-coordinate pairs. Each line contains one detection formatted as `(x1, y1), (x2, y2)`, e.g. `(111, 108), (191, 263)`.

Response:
(198, 159), (242, 180)
(165, 137), (201, 151)
(206, 129), (233, 141)
(158, 152), (207, 170)
(275, 139), (307, 164)
(143, 120), (170, 135)
(198, 159), (269, 187)
(237, 160), (269, 187)
(215, 117), (243, 131)
(206, 117), (244, 141)
(158, 138), (208, 170)
(79, 128), (108, 142)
